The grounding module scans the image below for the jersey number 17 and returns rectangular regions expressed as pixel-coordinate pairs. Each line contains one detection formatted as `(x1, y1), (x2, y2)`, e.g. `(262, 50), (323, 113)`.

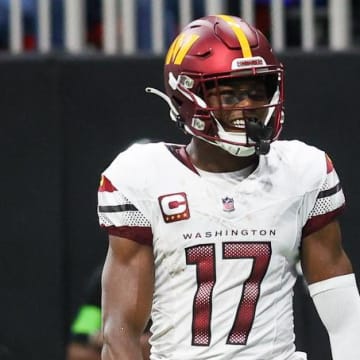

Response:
(185, 241), (272, 346)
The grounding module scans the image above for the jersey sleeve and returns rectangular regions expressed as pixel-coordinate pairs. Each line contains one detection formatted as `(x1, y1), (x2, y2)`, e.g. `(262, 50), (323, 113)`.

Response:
(302, 154), (345, 237)
(97, 175), (153, 246)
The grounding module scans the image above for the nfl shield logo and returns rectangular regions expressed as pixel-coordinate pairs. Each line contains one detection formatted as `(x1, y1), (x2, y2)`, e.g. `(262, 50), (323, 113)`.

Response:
(222, 197), (235, 212)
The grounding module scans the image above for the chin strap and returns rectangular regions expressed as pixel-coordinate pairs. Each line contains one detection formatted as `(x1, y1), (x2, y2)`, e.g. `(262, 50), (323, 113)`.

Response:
(245, 119), (273, 155)
(245, 88), (280, 155)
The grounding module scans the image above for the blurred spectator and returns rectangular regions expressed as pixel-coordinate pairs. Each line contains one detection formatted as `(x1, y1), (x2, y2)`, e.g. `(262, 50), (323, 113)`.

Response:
(136, 0), (204, 51)
(353, 0), (360, 45)
(0, 0), (62, 50)
(66, 266), (102, 360)
(0, 0), (8, 48)
(87, 0), (101, 49)
(0, 0), (37, 49)
(1, 0), (359, 52)
(66, 266), (151, 360)
(0, 0), (100, 51)
(227, 0), (328, 46)
(137, 0), (175, 51)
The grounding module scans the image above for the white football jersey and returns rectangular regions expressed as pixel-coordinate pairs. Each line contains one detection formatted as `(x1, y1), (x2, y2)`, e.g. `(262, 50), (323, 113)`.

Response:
(98, 140), (345, 360)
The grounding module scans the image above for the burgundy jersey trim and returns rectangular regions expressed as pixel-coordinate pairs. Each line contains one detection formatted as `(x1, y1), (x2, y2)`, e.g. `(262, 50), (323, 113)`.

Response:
(99, 175), (117, 192)
(107, 225), (153, 246)
(166, 144), (199, 174)
(302, 205), (345, 238)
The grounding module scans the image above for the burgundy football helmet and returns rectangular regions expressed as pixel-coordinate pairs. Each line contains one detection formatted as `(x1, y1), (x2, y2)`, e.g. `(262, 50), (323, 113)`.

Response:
(146, 15), (284, 156)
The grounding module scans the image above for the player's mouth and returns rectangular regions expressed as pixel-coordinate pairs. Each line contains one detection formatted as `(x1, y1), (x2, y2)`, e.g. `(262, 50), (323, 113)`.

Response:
(225, 118), (246, 132)
(231, 119), (246, 129)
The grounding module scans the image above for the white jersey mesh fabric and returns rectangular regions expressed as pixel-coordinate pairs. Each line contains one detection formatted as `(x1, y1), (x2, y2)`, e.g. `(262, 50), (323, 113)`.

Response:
(98, 185), (151, 227)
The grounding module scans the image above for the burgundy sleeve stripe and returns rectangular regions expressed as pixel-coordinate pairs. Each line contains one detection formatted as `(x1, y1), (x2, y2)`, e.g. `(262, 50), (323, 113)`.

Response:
(302, 205), (345, 238)
(98, 204), (138, 213)
(107, 225), (153, 246)
(317, 183), (342, 199)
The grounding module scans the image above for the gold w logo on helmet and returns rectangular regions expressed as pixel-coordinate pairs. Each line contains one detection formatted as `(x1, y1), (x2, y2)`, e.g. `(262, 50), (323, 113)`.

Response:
(165, 33), (200, 65)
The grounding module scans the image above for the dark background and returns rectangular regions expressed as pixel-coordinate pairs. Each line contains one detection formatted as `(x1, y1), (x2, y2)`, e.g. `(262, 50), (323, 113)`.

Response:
(0, 52), (359, 359)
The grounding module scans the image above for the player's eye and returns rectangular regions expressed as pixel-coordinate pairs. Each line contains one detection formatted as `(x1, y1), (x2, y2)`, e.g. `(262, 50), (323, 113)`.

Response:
(220, 92), (240, 105)
(219, 88), (267, 106)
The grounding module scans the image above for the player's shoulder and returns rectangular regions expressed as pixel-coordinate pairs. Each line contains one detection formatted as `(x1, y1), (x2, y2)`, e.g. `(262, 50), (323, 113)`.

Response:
(270, 139), (325, 167)
(102, 141), (183, 187)
(114, 141), (165, 162)
(105, 141), (166, 172)
(269, 140), (327, 189)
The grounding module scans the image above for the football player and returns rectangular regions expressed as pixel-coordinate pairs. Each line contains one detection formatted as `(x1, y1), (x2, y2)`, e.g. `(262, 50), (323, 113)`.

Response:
(98, 15), (360, 360)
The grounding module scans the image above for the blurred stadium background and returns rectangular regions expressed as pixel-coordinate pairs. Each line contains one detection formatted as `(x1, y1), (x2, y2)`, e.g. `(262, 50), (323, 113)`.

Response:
(0, 0), (359, 359)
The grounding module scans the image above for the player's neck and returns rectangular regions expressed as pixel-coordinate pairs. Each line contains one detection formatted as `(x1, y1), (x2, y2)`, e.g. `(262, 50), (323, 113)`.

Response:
(185, 138), (259, 173)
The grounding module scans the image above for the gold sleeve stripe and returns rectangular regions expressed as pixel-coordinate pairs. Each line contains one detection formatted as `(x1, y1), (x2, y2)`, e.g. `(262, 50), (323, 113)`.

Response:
(217, 15), (253, 58)
(165, 33), (200, 65)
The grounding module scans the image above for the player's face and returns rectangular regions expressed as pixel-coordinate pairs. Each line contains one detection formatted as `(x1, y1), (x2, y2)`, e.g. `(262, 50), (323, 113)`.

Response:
(204, 77), (269, 132)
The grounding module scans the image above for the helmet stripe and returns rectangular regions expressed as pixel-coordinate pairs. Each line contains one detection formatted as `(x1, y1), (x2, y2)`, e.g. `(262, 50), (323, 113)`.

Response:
(218, 15), (253, 58)
(165, 33), (199, 65)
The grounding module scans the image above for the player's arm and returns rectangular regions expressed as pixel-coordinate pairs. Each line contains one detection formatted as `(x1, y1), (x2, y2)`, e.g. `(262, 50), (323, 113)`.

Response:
(301, 219), (360, 360)
(101, 234), (154, 360)
(66, 342), (101, 360)
(301, 219), (352, 282)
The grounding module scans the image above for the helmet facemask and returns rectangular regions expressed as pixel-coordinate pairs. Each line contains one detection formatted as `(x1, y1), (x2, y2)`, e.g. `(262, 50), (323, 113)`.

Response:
(172, 70), (284, 156)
